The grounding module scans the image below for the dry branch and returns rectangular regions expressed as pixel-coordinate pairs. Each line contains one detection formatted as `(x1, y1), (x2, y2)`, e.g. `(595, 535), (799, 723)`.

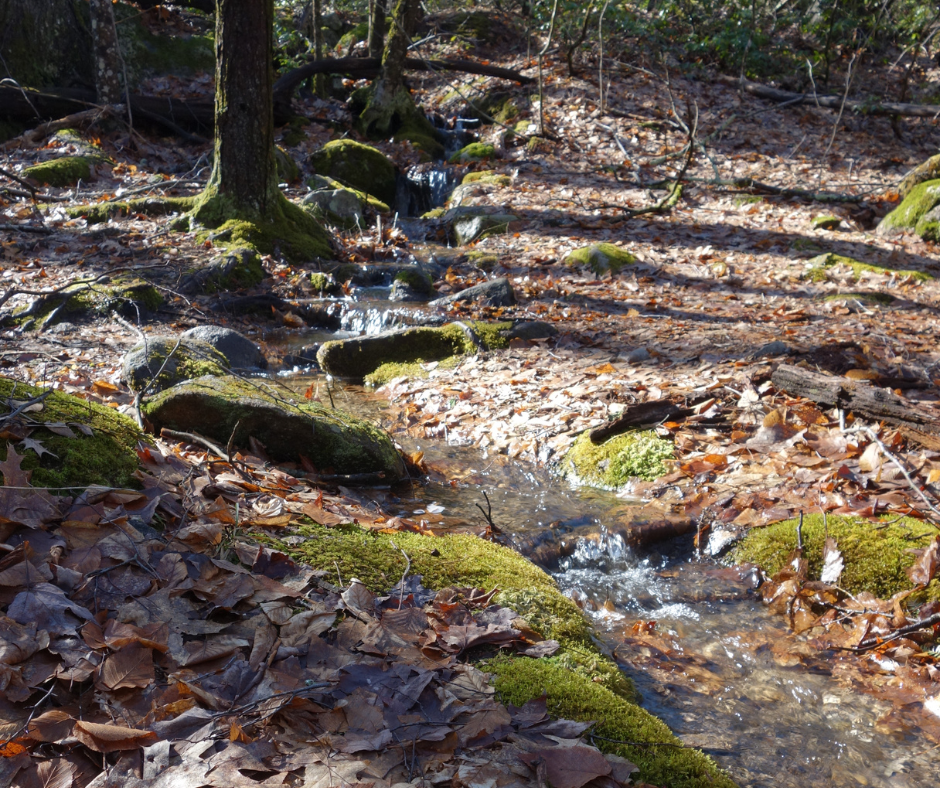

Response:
(771, 363), (940, 449)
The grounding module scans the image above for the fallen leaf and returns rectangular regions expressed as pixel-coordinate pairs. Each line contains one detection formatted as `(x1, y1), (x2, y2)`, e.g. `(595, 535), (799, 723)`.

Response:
(73, 721), (157, 752)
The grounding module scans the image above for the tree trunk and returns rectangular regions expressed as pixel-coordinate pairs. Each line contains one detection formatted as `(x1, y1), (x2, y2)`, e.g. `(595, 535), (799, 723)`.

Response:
(203, 0), (279, 218)
(312, 0), (325, 98)
(89, 0), (122, 104)
(369, 0), (386, 58)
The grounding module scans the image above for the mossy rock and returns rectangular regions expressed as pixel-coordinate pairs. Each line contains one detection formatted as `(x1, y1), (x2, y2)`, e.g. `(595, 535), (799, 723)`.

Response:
(822, 291), (895, 305)
(877, 179), (940, 241)
(731, 514), (940, 602)
(267, 520), (731, 786)
(309, 272), (341, 295)
(307, 175), (391, 214)
(65, 196), (196, 225)
(364, 355), (462, 388)
(308, 140), (397, 205)
(804, 252), (931, 282)
(389, 268), (435, 301)
(449, 208), (518, 245)
(491, 658), (735, 788)
(275, 146), (301, 183)
(10, 278), (163, 329)
(0, 377), (143, 489)
(449, 142), (495, 164)
(122, 336), (229, 395)
(811, 215), (841, 230)
(179, 247), (265, 295)
(562, 430), (674, 488)
(143, 376), (406, 479)
(23, 156), (99, 187)
(899, 154), (940, 198)
(317, 322), (511, 381)
(336, 20), (370, 52)
(565, 243), (637, 276)
(461, 90), (521, 126)
(461, 170), (511, 187)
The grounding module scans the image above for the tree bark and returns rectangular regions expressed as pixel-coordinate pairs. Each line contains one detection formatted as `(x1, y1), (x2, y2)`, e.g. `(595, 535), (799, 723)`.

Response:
(204, 0), (279, 218)
(312, 0), (325, 98)
(89, 0), (122, 104)
(771, 363), (940, 449)
(369, 0), (386, 58)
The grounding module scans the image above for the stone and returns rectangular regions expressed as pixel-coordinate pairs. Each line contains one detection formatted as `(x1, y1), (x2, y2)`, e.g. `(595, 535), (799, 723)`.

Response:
(143, 376), (406, 480)
(282, 344), (321, 368)
(122, 336), (229, 395)
(308, 140), (397, 205)
(448, 142), (495, 163)
(179, 248), (265, 295)
(302, 187), (365, 227)
(452, 211), (519, 245)
(749, 340), (790, 359)
(430, 277), (515, 308)
(181, 325), (268, 370)
(899, 154), (940, 198)
(500, 320), (557, 341)
(811, 215), (841, 230)
(390, 268), (434, 302)
(877, 179), (940, 241)
(564, 243), (637, 275)
(622, 347), (650, 363)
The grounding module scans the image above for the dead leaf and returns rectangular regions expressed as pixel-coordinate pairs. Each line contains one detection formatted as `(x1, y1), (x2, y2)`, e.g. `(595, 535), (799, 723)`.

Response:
(820, 537), (844, 585)
(907, 535), (940, 587)
(73, 720), (157, 752)
(519, 746), (611, 788)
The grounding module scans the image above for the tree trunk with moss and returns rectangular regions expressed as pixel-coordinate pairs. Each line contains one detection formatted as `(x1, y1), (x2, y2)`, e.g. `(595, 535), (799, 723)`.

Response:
(89, 0), (121, 103)
(368, 0), (386, 58)
(358, 0), (439, 144)
(191, 0), (331, 262)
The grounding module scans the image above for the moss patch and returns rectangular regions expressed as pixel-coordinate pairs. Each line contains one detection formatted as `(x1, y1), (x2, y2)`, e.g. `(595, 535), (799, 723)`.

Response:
(364, 355), (461, 388)
(449, 142), (495, 164)
(811, 215), (841, 230)
(123, 337), (229, 395)
(66, 196), (196, 225)
(563, 430), (674, 488)
(565, 243), (637, 276)
(23, 156), (97, 187)
(12, 278), (163, 329)
(731, 514), (940, 601)
(393, 268), (434, 295)
(0, 378), (143, 489)
(309, 140), (397, 205)
(461, 170), (511, 187)
(275, 146), (301, 183)
(309, 272), (340, 294)
(804, 252), (931, 283)
(822, 291), (896, 305)
(899, 155), (940, 198)
(878, 179), (940, 241)
(491, 658), (735, 788)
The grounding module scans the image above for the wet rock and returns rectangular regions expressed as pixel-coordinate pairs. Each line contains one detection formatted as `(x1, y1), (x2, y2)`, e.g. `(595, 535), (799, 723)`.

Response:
(181, 325), (268, 370)
(122, 336), (229, 395)
(430, 277), (515, 308)
(143, 375), (406, 480)
(282, 344), (321, 368)
(390, 268), (434, 302)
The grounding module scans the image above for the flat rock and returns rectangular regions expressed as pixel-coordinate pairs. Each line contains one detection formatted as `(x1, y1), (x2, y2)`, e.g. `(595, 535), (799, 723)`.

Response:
(181, 325), (268, 370)
(430, 277), (515, 308)
(143, 376), (406, 480)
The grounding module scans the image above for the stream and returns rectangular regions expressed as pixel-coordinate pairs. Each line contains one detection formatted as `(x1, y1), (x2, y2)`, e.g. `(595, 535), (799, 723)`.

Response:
(262, 364), (935, 788)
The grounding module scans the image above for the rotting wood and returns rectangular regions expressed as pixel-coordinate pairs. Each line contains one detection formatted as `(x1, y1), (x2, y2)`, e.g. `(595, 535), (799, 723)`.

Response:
(718, 74), (940, 119)
(590, 399), (694, 444)
(771, 363), (940, 449)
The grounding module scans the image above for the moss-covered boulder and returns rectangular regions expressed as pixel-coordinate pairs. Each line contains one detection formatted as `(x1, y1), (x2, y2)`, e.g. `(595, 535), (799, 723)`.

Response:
(308, 140), (398, 205)
(10, 278), (163, 330)
(565, 243), (637, 276)
(275, 146), (301, 183)
(143, 376), (406, 479)
(899, 154), (940, 198)
(179, 247), (265, 295)
(23, 156), (100, 187)
(449, 142), (495, 164)
(464, 90), (520, 125)
(0, 377), (143, 489)
(442, 206), (518, 245)
(123, 336), (229, 395)
(180, 325), (267, 370)
(877, 179), (940, 241)
(317, 322), (510, 381)
(811, 215), (841, 230)
(804, 252), (931, 282)
(301, 173), (392, 230)
(461, 170), (512, 187)
(562, 430), (674, 489)
(731, 514), (940, 601)
(268, 520), (733, 787)
(390, 268), (434, 301)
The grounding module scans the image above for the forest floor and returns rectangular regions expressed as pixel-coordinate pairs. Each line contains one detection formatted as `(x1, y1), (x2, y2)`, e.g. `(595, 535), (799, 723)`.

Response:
(2, 11), (940, 786)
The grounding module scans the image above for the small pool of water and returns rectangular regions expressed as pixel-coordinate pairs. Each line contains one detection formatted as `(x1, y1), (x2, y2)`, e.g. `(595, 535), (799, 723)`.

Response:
(271, 373), (937, 788)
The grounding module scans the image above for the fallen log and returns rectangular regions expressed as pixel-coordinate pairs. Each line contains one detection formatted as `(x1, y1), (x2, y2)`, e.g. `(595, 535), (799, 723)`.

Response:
(771, 363), (940, 449)
(589, 399), (693, 444)
(718, 74), (940, 119)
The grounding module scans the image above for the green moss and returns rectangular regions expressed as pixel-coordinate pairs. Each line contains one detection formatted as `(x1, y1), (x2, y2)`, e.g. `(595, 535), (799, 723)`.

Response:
(804, 252), (932, 282)
(734, 195), (763, 206)
(466, 250), (499, 269)
(275, 146), (301, 183)
(309, 140), (397, 205)
(422, 208), (446, 219)
(822, 291), (896, 305)
(732, 514), (940, 601)
(190, 192), (333, 263)
(470, 320), (512, 350)
(0, 378), (143, 489)
(462, 170), (511, 187)
(449, 142), (495, 164)
(124, 337), (229, 394)
(490, 658), (735, 788)
(201, 248), (265, 293)
(899, 155), (940, 197)
(66, 196), (196, 225)
(364, 355), (462, 388)
(879, 179), (940, 241)
(23, 156), (96, 187)
(336, 20), (369, 51)
(281, 116), (310, 148)
(14, 278), (163, 329)
(394, 268), (433, 295)
(811, 215), (841, 230)
(563, 430), (674, 488)
(393, 130), (445, 161)
(564, 243), (637, 276)
(309, 272), (340, 294)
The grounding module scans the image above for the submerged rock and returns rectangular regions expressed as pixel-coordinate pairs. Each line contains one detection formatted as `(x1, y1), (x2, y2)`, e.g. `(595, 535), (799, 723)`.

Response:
(143, 375), (406, 480)
(122, 336), (229, 395)
(430, 277), (515, 308)
(181, 325), (267, 370)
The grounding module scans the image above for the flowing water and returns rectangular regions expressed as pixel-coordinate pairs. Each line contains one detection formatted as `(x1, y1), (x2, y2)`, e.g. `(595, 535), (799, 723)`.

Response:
(269, 373), (937, 788)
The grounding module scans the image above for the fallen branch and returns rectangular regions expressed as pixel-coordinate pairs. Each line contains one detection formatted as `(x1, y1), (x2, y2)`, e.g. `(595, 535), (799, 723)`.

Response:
(718, 74), (940, 119)
(590, 399), (693, 444)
